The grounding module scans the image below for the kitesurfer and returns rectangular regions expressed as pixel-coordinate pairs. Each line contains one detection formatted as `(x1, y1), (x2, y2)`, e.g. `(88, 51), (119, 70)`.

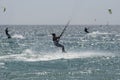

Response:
(52, 33), (66, 53)
(51, 20), (70, 53)
(5, 28), (11, 39)
(84, 27), (89, 33)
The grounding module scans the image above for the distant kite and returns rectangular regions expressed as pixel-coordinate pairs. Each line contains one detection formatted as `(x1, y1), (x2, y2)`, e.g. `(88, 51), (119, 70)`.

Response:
(3, 7), (6, 12)
(108, 9), (112, 14)
(1, 7), (6, 12)
(94, 19), (96, 22)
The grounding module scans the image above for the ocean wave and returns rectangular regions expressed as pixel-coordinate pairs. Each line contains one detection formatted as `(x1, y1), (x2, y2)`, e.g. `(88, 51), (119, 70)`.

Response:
(90, 31), (111, 35)
(0, 62), (6, 68)
(0, 49), (115, 62)
(86, 31), (113, 37)
(12, 34), (25, 39)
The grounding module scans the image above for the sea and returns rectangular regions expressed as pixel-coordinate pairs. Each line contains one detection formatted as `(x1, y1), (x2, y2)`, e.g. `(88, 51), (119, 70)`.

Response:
(0, 25), (120, 80)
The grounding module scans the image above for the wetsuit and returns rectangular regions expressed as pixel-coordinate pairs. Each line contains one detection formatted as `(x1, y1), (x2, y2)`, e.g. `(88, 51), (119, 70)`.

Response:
(52, 35), (65, 52)
(5, 28), (11, 39)
(84, 27), (89, 33)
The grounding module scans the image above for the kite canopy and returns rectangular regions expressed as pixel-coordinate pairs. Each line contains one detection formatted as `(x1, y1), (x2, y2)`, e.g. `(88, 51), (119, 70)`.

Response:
(108, 9), (112, 14)
(3, 7), (6, 12)
(1, 7), (6, 12)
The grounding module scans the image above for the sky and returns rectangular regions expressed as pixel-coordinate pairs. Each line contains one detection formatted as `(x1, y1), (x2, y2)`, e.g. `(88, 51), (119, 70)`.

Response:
(0, 0), (120, 25)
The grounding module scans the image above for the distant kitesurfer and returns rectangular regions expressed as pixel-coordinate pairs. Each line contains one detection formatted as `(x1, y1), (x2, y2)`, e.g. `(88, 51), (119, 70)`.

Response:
(84, 27), (89, 33)
(52, 33), (66, 53)
(5, 28), (11, 39)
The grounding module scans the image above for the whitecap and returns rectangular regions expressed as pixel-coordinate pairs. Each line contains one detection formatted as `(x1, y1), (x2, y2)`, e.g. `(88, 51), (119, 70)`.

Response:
(0, 62), (6, 68)
(12, 34), (25, 39)
(0, 49), (115, 62)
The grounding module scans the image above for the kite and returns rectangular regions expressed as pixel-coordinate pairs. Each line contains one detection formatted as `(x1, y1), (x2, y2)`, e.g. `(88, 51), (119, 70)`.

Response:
(108, 9), (112, 14)
(1, 7), (6, 12)
(3, 7), (6, 12)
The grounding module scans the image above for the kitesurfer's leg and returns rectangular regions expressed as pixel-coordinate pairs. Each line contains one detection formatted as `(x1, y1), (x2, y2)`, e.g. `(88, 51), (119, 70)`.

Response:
(7, 34), (11, 39)
(55, 43), (66, 52)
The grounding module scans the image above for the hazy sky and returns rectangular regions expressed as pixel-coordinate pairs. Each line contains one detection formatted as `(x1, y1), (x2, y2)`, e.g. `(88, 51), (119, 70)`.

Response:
(0, 0), (120, 25)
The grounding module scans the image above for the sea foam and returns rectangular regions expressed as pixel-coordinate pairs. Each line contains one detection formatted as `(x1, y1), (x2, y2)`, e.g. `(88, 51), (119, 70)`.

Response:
(12, 34), (25, 39)
(0, 49), (115, 62)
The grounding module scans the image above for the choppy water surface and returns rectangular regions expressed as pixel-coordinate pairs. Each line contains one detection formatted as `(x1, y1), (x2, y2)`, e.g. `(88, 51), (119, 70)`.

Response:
(0, 25), (120, 80)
